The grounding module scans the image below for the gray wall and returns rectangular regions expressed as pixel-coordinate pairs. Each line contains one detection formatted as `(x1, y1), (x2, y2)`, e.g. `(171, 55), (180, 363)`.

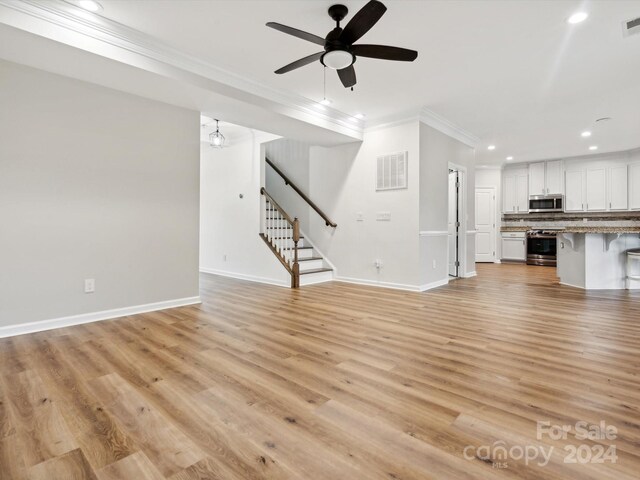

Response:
(264, 139), (312, 233)
(419, 123), (476, 285)
(199, 131), (290, 286)
(0, 60), (200, 328)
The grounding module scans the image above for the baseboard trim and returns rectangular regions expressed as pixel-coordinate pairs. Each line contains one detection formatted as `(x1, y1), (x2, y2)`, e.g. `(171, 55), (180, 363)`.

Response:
(200, 267), (289, 288)
(0, 296), (202, 339)
(418, 278), (450, 291)
(334, 276), (423, 292)
(464, 271), (477, 278)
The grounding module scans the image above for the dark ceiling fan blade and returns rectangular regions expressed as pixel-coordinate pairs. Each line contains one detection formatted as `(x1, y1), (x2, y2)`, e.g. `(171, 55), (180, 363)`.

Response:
(340, 0), (387, 45)
(352, 44), (418, 61)
(274, 52), (324, 74)
(266, 22), (326, 46)
(337, 65), (357, 88)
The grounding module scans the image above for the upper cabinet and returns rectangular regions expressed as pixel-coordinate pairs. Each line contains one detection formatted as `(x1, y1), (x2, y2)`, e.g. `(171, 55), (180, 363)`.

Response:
(506, 153), (637, 214)
(565, 169), (585, 212)
(630, 163), (640, 210)
(546, 160), (563, 194)
(503, 168), (528, 213)
(565, 162), (630, 212)
(529, 160), (563, 196)
(609, 165), (628, 211)
(529, 162), (545, 196)
(585, 167), (606, 211)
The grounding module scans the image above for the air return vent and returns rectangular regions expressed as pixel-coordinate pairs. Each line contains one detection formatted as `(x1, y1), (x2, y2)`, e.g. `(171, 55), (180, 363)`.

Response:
(623, 16), (640, 37)
(376, 152), (408, 191)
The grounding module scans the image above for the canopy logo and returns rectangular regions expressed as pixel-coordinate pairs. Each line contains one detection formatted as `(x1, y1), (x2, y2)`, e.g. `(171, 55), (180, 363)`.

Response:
(462, 420), (618, 469)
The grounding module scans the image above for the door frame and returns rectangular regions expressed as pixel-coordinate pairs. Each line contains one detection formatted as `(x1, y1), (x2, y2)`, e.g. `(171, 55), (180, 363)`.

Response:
(474, 186), (497, 263)
(448, 162), (468, 278)
(448, 170), (460, 277)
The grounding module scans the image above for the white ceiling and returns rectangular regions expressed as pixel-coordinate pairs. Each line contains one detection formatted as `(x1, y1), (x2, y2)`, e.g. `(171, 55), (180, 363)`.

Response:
(7, 0), (640, 164)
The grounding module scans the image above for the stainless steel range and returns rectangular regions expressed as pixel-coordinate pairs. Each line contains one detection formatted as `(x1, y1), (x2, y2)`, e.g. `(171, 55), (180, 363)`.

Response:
(526, 230), (558, 266)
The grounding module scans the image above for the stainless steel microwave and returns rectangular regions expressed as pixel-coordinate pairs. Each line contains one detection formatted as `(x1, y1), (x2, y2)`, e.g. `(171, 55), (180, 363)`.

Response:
(529, 195), (564, 212)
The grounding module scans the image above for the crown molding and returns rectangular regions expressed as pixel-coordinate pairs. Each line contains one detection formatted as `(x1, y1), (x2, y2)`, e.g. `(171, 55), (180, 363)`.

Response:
(0, 0), (364, 137)
(419, 107), (479, 148)
(363, 108), (421, 133)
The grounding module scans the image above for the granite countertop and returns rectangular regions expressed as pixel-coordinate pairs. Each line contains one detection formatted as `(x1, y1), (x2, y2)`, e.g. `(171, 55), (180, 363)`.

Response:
(500, 226), (640, 233)
(559, 227), (640, 234)
(501, 226), (531, 232)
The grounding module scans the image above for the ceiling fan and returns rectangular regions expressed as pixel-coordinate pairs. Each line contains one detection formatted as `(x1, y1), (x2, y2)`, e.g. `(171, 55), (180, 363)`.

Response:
(266, 0), (418, 89)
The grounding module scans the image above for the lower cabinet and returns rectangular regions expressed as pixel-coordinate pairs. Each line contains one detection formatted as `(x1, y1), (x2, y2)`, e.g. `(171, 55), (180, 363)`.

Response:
(501, 232), (526, 262)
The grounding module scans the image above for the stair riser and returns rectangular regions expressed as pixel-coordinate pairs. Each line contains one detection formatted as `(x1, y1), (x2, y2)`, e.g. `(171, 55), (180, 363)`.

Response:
(285, 249), (314, 260)
(299, 270), (333, 285)
(297, 259), (324, 271)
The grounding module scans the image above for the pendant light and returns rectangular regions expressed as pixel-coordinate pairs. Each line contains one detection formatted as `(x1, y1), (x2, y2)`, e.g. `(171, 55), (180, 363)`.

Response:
(209, 119), (225, 148)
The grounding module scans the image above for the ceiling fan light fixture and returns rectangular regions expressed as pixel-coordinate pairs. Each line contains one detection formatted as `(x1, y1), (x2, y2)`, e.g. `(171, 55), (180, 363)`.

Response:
(321, 50), (354, 70)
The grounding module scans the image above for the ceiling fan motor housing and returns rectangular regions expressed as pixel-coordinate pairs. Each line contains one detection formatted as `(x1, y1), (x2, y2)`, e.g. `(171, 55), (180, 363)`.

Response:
(328, 4), (349, 23)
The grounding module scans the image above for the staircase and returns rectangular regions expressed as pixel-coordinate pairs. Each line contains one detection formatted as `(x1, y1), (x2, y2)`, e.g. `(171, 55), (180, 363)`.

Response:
(260, 188), (333, 287)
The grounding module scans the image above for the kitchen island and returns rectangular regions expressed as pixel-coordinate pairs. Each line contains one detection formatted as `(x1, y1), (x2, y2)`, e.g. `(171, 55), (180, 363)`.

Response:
(557, 228), (640, 289)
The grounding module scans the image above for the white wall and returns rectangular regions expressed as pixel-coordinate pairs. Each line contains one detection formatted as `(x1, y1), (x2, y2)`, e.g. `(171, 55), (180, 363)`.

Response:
(308, 122), (422, 290)
(0, 60), (200, 330)
(200, 131), (291, 286)
(476, 168), (502, 260)
(264, 139), (311, 233)
(419, 123), (476, 286)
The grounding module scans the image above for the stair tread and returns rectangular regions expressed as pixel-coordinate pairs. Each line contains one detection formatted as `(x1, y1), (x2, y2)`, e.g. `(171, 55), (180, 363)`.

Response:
(271, 236), (304, 239)
(283, 246), (313, 250)
(298, 256), (323, 262)
(300, 267), (333, 275)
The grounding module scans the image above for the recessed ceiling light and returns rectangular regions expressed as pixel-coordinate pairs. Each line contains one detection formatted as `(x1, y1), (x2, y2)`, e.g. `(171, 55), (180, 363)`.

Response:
(506, 156), (513, 161)
(319, 98), (332, 106)
(581, 131), (591, 138)
(567, 12), (588, 24)
(488, 145), (496, 151)
(78, 0), (103, 12)
(589, 146), (598, 151)
(354, 113), (365, 120)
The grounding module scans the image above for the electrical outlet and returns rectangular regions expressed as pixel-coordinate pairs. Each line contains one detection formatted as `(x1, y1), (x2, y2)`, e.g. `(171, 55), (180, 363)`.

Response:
(432, 260), (437, 269)
(374, 259), (382, 269)
(223, 254), (227, 261)
(84, 278), (95, 294)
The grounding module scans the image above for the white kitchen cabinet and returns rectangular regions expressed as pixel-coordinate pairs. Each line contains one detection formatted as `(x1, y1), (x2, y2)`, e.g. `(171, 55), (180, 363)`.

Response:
(586, 167), (606, 211)
(546, 160), (563, 194)
(630, 163), (640, 210)
(529, 162), (546, 196)
(565, 169), (585, 212)
(501, 233), (526, 262)
(609, 165), (628, 210)
(503, 174), (516, 213)
(503, 168), (527, 213)
(516, 173), (528, 213)
(528, 160), (563, 196)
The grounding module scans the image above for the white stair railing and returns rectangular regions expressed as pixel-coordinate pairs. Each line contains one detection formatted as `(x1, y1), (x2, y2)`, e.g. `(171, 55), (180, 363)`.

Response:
(260, 187), (300, 288)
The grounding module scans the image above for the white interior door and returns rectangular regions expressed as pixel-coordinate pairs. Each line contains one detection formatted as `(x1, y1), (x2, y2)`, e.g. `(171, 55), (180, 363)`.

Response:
(448, 171), (459, 277)
(475, 187), (496, 263)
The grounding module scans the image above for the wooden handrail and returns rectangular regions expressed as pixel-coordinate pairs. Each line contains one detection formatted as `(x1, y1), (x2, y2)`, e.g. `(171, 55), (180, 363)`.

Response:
(265, 157), (337, 228)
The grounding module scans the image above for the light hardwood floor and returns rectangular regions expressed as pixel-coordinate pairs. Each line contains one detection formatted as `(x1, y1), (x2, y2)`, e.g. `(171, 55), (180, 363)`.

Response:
(1, 263), (639, 479)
